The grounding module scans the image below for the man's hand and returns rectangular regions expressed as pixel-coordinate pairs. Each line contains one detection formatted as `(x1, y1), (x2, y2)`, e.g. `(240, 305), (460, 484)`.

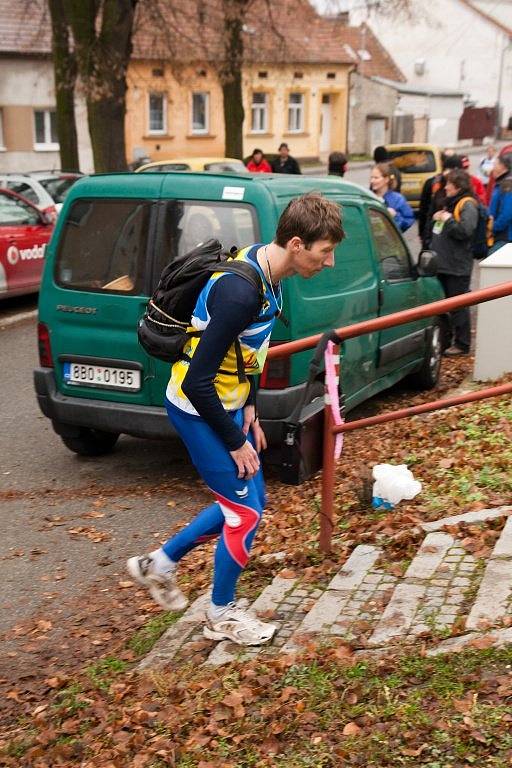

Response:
(230, 441), (260, 479)
(242, 405), (268, 453)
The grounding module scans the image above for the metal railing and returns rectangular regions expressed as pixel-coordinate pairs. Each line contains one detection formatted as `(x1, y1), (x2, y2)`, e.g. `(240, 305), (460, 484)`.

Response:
(267, 281), (512, 553)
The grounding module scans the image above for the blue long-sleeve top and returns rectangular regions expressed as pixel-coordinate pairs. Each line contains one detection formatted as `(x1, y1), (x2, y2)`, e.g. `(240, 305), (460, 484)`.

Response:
(489, 179), (512, 241)
(383, 190), (415, 232)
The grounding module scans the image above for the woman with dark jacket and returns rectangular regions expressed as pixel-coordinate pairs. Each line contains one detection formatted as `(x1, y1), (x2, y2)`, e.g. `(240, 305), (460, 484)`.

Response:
(431, 169), (478, 357)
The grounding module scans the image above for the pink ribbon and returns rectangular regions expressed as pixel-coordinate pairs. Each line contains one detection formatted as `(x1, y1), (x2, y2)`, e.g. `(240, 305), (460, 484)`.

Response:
(324, 340), (344, 459)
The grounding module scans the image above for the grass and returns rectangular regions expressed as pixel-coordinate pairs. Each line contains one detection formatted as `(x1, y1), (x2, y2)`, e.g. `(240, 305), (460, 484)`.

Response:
(127, 611), (181, 656)
(168, 645), (512, 767)
(86, 656), (128, 691)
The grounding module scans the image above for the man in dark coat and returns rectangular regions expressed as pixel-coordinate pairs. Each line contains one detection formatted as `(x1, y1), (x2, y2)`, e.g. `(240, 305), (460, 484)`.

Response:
(271, 143), (301, 174)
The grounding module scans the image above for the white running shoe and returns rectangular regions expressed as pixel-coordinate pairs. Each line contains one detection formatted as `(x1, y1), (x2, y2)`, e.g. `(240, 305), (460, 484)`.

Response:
(204, 603), (276, 646)
(126, 554), (189, 612)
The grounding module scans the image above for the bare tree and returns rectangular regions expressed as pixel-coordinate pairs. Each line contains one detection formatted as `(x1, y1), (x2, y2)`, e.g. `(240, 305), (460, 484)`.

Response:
(65, 0), (138, 172)
(219, 0), (251, 159)
(48, 0), (80, 170)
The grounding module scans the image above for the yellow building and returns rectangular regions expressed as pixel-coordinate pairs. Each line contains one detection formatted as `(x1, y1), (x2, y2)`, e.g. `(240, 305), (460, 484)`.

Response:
(127, 0), (353, 165)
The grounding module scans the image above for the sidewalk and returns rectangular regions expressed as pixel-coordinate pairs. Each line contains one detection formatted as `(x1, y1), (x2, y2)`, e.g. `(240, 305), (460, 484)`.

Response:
(138, 504), (512, 670)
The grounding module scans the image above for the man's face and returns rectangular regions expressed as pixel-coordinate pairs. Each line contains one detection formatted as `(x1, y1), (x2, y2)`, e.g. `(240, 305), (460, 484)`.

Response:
(290, 238), (336, 278)
(279, 146), (289, 159)
(445, 181), (458, 197)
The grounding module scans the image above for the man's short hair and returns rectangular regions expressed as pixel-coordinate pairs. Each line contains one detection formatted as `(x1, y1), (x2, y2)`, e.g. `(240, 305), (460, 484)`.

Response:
(443, 154), (463, 171)
(275, 192), (344, 248)
(278, 142), (289, 151)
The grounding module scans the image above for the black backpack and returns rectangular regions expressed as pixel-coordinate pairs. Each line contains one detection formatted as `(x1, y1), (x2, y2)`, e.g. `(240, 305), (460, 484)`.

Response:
(137, 239), (264, 367)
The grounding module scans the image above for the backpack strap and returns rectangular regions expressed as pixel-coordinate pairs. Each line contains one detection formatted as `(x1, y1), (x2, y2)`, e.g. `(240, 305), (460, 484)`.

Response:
(453, 196), (476, 222)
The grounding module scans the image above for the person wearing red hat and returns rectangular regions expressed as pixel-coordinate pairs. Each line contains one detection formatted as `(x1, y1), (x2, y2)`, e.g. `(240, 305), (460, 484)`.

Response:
(461, 155), (487, 204)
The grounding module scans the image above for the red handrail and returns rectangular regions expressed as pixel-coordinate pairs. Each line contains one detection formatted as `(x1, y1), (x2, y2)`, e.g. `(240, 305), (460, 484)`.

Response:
(264, 279), (512, 553)
(267, 281), (512, 359)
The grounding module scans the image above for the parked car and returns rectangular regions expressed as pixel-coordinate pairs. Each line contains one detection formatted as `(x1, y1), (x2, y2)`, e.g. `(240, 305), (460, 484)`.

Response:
(0, 174), (58, 222)
(34, 172), (443, 457)
(28, 171), (83, 213)
(0, 188), (53, 298)
(135, 157), (247, 174)
(385, 143), (443, 210)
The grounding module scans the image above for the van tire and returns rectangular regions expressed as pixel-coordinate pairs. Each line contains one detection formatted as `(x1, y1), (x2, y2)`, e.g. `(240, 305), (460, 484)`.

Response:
(409, 320), (442, 390)
(60, 428), (120, 456)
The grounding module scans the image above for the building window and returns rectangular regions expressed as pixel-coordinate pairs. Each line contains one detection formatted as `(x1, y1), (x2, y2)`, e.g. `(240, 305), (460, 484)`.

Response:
(288, 93), (304, 133)
(251, 92), (268, 133)
(148, 93), (166, 134)
(34, 109), (59, 150)
(258, 71), (268, 79)
(191, 92), (209, 134)
(0, 109), (5, 150)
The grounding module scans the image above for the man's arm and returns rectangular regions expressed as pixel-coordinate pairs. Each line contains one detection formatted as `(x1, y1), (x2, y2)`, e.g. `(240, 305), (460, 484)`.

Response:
(181, 276), (260, 451)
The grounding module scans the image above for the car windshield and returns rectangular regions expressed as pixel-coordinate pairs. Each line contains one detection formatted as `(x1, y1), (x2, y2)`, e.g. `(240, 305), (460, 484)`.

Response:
(204, 161), (246, 173)
(386, 150), (436, 173)
(139, 163), (190, 173)
(38, 176), (79, 204)
(0, 194), (40, 225)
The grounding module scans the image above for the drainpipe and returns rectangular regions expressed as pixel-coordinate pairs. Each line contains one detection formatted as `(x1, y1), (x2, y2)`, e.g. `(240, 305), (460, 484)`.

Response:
(346, 64), (357, 155)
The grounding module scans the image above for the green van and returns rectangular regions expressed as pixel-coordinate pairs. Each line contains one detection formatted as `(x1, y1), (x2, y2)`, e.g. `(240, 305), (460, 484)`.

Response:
(34, 172), (443, 457)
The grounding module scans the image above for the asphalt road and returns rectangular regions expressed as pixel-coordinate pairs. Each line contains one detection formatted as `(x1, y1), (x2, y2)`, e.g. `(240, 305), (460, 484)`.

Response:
(0, 315), (208, 634)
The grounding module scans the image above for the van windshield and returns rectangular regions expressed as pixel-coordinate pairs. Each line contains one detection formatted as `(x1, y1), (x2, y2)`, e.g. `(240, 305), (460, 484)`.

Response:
(386, 150), (436, 173)
(55, 199), (151, 293)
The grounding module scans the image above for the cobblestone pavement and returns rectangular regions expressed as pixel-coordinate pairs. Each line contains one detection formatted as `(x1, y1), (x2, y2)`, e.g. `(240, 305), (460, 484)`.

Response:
(138, 505), (512, 670)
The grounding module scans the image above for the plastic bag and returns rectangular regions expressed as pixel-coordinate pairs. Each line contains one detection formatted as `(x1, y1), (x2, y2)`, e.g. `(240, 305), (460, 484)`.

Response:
(372, 463), (422, 509)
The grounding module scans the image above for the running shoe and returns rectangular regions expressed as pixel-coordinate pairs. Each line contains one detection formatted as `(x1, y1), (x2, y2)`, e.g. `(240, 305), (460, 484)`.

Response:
(126, 554), (189, 611)
(204, 603), (276, 646)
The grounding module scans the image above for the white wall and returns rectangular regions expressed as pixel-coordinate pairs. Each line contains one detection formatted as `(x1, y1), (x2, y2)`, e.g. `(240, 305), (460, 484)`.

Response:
(348, 0), (512, 129)
(0, 59), (93, 173)
(396, 92), (464, 145)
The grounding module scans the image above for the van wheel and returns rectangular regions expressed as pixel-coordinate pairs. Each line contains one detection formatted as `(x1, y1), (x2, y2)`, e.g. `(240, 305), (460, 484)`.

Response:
(409, 320), (442, 389)
(60, 428), (120, 457)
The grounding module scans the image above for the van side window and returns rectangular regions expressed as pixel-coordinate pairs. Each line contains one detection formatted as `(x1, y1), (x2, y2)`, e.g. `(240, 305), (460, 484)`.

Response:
(368, 208), (412, 281)
(154, 201), (258, 280)
(55, 200), (151, 293)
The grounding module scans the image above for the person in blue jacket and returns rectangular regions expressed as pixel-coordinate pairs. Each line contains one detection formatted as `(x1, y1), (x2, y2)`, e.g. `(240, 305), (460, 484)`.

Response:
(370, 162), (415, 232)
(489, 153), (512, 253)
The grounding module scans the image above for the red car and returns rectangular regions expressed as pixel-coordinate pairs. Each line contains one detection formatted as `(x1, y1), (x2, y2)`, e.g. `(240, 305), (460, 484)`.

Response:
(0, 188), (53, 298)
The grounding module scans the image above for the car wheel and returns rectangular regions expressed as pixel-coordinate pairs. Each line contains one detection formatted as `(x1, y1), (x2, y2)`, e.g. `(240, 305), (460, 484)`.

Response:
(409, 320), (442, 389)
(60, 427), (120, 456)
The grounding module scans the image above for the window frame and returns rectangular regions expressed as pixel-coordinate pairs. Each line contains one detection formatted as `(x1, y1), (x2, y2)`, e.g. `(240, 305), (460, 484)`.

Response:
(367, 205), (414, 282)
(148, 92), (167, 135)
(33, 109), (59, 151)
(191, 92), (210, 135)
(250, 91), (268, 133)
(287, 92), (305, 133)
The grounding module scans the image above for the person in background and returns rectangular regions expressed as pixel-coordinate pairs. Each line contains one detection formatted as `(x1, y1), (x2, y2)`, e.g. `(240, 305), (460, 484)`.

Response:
(370, 162), (415, 232)
(489, 153), (512, 253)
(328, 151), (348, 177)
(460, 155), (486, 204)
(419, 154), (463, 248)
(373, 145), (402, 192)
(271, 143), (301, 174)
(246, 148), (272, 173)
(431, 169), (478, 357)
(478, 145), (497, 189)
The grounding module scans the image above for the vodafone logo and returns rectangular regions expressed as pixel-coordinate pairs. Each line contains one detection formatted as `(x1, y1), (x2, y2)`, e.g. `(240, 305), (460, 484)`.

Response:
(6, 243), (46, 266)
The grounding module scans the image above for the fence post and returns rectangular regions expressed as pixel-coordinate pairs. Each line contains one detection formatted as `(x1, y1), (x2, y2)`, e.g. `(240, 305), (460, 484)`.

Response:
(319, 344), (338, 554)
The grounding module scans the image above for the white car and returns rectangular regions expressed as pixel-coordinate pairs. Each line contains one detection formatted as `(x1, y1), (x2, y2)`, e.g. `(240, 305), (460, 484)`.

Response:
(0, 174), (57, 222)
(28, 171), (82, 214)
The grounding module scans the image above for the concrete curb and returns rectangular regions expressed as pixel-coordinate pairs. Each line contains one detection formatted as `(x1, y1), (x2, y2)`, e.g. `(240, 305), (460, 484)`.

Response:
(0, 309), (37, 330)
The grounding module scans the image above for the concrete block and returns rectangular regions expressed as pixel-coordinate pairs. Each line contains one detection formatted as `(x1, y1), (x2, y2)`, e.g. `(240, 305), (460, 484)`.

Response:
(329, 545), (382, 591)
(405, 532), (454, 579)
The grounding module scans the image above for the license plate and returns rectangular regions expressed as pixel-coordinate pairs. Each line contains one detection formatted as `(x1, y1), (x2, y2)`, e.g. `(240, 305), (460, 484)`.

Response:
(63, 362), (141, 391)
